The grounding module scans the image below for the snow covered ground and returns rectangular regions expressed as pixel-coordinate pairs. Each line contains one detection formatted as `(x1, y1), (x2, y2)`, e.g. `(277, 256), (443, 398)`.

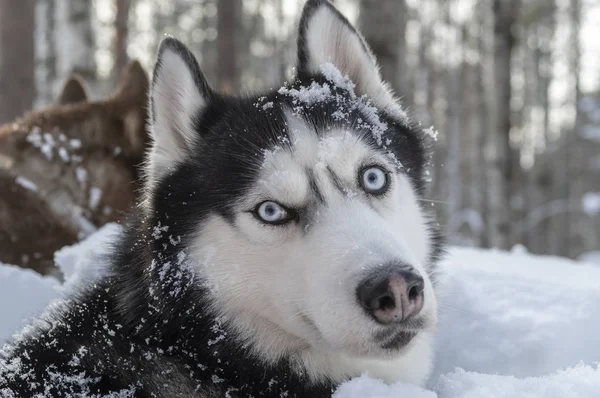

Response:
(1, 225), (599, 397)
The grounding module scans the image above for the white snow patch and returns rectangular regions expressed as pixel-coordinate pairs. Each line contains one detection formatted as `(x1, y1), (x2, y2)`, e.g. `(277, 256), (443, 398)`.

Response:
(75, 167), (88, 185)
(0, 263), (60, 344)
(152, 221), (169, 240)
(320, 62), (356, 96)
(25, 127), (82, 164)
(582, 192), (600, 216)
(69, 139), (82, 149)
(277, 63), (405, 169)
(14, 176), (38, 192)
(578, 251), (600, 266)
(435, 364), (600, 398)
(54, 223), (121, 286)
(424, 126), (439, 141)
(88, 187), (103, 210)
(26, 127), (56, 160)
(334, 374), (436, 398)
(58, 146), (70, 162)
(278, 81), (332, 104)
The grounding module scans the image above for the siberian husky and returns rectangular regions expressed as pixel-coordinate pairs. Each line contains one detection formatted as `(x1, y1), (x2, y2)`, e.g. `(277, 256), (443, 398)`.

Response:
(0, 0), (443, 396)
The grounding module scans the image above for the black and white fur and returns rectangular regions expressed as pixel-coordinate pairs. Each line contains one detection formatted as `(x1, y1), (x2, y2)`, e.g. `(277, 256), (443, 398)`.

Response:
(0, 1), (443, 397)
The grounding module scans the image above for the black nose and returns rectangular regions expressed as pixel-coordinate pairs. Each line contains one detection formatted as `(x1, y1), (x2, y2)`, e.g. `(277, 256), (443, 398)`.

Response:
(356, 266), (425, 324)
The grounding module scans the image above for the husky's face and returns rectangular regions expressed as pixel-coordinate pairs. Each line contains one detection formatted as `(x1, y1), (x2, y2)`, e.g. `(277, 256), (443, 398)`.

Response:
(146, 0), (441, 382)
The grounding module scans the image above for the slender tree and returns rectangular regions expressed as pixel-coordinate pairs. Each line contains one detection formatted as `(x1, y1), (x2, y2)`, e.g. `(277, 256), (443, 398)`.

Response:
(524, 2), (556, 254)
(34, 0), (57, 107)
(565, 0), (582, 257)
(217, 0), (240, 93)
(471, 1), (490, 246)
(358, 0), (408, 103)
(445, 3), (464, 241)
(486, 0), (520, 250)
(114, 0), (131, 77)
(0, 0), (35, 124)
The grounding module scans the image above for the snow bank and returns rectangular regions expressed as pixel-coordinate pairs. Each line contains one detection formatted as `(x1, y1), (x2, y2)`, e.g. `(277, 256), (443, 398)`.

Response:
(0, 263), (59, 344)
(579, 251), (600, 266)
(333, 374), (436, 398)
(335, 364), (600, 398)
(0, 223), (119, 344)
(54, 222), (120, 286)
(2, 229), (600, 397)
(436, 364), (600, 398)
(431, 247), (600, 381)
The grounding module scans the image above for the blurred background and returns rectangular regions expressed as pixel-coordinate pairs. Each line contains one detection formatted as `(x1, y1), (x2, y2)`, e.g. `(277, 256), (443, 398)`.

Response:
(0, 0), (598, 269)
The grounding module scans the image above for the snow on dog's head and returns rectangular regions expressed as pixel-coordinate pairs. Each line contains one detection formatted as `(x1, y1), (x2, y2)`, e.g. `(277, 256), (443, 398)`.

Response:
(145, 0), (442, 386)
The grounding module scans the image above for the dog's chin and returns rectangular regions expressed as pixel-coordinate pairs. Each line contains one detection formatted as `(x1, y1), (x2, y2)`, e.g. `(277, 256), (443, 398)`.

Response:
(299, 312), (431, 358)
(361, 320), (431, 358)
(377, 329), (418, 351)
(333, 331), (418, 359)
(320, 327), (420, 359)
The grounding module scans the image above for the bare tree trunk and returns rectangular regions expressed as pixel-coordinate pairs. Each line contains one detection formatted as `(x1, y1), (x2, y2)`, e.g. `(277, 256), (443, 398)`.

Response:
(114, 0), (131, 77)
(509, 24), (526, 248)
(566, 0), (582, 258)
(486, 0), (520, 250)
(445, 6), (463, 243)
(0, 0), (35, 124)
(471, 3), (489, 247)
(431, 67), (448, 229)
(217, 0), (240, 93)
(359, 0), (408, 104)
(414, 16), (431, 127)
(35, 0), (57, 108)
(275, 0), (289, 84)
(480, 1), (496, 248)
(519, 24), (534, 251)
(528, 5), (556, 254)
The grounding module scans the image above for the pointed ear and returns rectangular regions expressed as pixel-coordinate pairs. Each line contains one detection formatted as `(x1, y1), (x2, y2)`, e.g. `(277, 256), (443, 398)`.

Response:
(113, 60), (149, 102)
(297, 0), (400, 114)
(148, 37), (212, 179)
(57, 75), (88, 105)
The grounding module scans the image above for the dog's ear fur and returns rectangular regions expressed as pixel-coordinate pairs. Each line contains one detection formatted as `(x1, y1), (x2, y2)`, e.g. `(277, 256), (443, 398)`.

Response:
(297, 0), (400, 114)
(111, 60), (150, 158)
(57, 75), (88, 105)
(148, 37), (212, 180)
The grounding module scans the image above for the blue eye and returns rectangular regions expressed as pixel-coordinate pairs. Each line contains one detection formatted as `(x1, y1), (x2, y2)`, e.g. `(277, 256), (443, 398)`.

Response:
(360, 166), (389, 195)
(255, 201), (295, 225)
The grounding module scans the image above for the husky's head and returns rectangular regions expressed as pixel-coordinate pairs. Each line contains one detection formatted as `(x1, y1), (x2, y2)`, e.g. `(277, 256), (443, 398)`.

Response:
(145, 0), (442, 385)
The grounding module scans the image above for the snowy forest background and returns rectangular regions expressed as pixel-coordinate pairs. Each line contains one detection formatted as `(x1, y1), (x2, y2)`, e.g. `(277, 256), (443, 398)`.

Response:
(0, 0), (599, 262)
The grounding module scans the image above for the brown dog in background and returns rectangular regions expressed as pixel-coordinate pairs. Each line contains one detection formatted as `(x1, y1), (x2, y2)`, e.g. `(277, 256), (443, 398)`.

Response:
(0, 61), (148, 275)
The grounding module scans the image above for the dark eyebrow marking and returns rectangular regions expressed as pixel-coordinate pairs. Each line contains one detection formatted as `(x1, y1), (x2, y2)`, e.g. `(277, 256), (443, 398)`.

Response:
(326, 165), (346, 194)
(306, 167), (325, 203)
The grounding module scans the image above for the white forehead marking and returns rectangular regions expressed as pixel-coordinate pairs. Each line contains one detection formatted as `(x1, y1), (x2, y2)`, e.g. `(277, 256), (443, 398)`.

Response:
(284, 109), (319, 167)
(285, 109), (389, 183)
(257, 148), (309, 208)
(285, 109), (370, 163)
(249, 109), (394, 209)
